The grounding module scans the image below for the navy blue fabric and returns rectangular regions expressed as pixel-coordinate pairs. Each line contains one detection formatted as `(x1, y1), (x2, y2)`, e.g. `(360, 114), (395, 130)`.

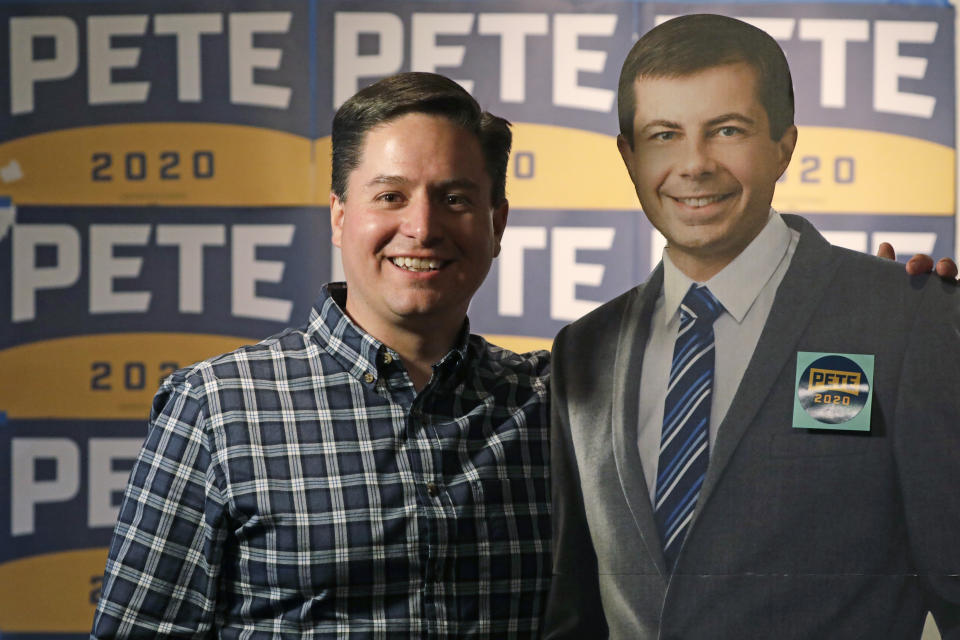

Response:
(92, 283), (552, 638)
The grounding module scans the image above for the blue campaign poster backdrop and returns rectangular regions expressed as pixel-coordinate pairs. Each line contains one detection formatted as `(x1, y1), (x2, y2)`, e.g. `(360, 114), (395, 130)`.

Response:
(0, 0), (954, 636)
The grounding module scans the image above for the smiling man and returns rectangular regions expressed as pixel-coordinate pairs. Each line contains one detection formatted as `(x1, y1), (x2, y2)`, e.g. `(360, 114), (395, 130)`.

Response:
(330, 107), (508, 389)
(92, 72), (551, 639)
(545, 14), (960, 639)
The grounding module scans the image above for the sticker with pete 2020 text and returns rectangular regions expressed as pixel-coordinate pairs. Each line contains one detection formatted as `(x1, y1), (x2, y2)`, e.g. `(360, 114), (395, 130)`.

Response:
(793, 352), (874, 431)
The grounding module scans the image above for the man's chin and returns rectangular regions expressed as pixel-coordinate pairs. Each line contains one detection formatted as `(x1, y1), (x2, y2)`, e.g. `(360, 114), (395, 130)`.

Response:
(389, 296), (458, 322)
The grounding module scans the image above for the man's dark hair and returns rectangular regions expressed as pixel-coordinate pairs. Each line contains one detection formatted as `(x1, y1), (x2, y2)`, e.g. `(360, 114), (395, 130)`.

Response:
(618, 14), (795, 145)
(332, 71), (511, 205)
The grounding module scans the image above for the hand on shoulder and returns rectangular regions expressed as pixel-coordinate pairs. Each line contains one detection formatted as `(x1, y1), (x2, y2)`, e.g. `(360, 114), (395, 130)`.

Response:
(876, 242), (958, 281)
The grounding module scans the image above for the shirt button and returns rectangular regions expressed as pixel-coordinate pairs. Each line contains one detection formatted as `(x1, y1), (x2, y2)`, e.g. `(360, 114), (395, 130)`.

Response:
(363, 373), (374, 384)
(426, 482), (439, 497)
(383, 352), (393, 364)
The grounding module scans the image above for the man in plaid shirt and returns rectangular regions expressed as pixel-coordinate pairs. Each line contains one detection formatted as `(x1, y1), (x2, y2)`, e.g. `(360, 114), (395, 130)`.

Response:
(92, 72), (551, 639)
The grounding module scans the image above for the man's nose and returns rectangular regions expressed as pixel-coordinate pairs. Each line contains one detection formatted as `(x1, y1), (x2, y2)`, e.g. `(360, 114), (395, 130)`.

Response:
(677, 138), (717, 178)
(400, 197), (443, 245)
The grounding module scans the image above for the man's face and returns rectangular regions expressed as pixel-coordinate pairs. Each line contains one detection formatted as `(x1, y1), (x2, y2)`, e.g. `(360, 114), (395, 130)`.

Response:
(331, 112), (507, 338)
(617, 62), (796, 280)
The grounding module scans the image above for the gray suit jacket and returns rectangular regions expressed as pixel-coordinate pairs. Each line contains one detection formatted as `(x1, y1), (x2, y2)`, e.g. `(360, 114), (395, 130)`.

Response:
(545, 215), (960, 639)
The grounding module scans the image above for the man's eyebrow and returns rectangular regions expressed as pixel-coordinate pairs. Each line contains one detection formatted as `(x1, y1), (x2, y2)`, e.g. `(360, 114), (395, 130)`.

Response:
(363, 176), (482, 191)
(640, 119), (682, 133)
(433, 178), (482, 192)
(365, 174), (408, 189)
(706, 112), (756, 127)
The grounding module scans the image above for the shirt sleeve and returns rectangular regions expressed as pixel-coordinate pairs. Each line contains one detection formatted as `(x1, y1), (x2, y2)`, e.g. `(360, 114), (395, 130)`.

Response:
(91, 371), (228, 638)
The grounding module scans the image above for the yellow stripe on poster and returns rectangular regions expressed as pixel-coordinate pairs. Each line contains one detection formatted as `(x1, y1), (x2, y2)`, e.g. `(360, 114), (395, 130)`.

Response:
(1, 123), (949, 213)
(502, 123), (954, 214)
(0, 333), (254, 419)
(482, 334), (553, 353)
(0, 123), (314, 206)
(314, 136), (333, 200)
(774, 127), (954, 215)
(0, 547), (108, 632)
(506, 123), (638, 210)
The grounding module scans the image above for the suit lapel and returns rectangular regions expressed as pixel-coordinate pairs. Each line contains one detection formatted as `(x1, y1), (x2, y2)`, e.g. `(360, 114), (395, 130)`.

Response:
(611, 265), (669, 575)
(695, 215), (840, 512)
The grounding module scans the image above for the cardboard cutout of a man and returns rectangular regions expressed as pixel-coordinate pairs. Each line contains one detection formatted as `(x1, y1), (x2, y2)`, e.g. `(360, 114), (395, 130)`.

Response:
(546, 14), (960, 639)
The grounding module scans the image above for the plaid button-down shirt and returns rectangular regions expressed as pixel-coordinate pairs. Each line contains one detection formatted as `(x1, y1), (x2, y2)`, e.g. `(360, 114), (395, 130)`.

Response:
(92, 283), (552, 639)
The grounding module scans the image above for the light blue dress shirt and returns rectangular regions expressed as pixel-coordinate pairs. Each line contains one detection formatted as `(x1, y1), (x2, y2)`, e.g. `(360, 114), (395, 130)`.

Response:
(638, 212), (800, 502)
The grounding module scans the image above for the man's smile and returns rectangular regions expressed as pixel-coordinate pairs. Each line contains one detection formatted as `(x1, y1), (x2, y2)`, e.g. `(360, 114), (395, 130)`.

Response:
(667, 192), (735, 208)
(389, 256), (446, 272)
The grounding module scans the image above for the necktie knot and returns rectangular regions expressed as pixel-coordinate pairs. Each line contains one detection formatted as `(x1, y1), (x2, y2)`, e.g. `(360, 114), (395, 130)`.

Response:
(681, 284), (723, 326)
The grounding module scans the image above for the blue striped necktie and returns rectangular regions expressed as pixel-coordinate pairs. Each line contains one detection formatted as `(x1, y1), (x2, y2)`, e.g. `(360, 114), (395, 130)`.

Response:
(654, 283), (723, 571)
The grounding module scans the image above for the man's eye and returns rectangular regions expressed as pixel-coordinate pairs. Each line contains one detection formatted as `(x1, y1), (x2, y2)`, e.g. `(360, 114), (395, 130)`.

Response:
(652, 131), (676, 141)
(717, 126), (742, 137)
(378, 192), (403, 203)
(445, 194), (470, 207)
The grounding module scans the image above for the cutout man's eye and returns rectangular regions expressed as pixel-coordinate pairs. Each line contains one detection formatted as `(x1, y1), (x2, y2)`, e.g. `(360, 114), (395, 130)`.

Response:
(717, 126), (743, 137)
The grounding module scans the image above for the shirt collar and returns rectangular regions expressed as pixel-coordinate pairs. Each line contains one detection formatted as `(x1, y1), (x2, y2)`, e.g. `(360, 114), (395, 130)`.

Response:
(662, 210), (792, 324)
(306, 282), (471, 386)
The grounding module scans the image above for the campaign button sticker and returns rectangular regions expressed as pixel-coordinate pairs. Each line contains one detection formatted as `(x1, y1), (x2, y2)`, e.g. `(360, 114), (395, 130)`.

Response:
(793, 352), (875, 431)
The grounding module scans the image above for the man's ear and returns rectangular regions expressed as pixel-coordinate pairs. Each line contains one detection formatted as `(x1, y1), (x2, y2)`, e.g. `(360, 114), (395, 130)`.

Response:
(492, 200), (509, 257)
(330, 192), (344, 248)
(775, 125), (798, 177)
(616, 133), (638, 184)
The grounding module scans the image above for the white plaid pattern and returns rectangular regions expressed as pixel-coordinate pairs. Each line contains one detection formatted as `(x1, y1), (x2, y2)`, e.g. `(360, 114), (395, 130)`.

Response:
(92, 283), (552, 639)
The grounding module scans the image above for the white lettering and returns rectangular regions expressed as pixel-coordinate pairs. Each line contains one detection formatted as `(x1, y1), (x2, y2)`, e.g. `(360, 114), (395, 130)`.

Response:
(478, 14), (549, 103)
(330, 244), (345, 282)
(87, 15), (150, 105)
(553, 14), (616, 112)
(156, 224), (226, 313)
(874, 21), (937, 118)
(333, 12), (403, 109)
(10, 17), (79, 115)
(232, 224), (295, 321)
(153, 13), (223, 102)
(822, 231), (868, 253)
(738, 17), (796, 40)
(229, 12), (292, 108)
(88, 438), (143, 529)
(498, 226), (547, 316)
(11, 222), (300, 321)
(871, 231), (937, 257)
(89, 224), (152, 314)
(799, 19), (869, 109)
(12, 224), (81, 322)
(550, 226), (615, 321)
(11, 438), (80, 536)
(411, 13), (475, 94)
(655, 15), (795, 39)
